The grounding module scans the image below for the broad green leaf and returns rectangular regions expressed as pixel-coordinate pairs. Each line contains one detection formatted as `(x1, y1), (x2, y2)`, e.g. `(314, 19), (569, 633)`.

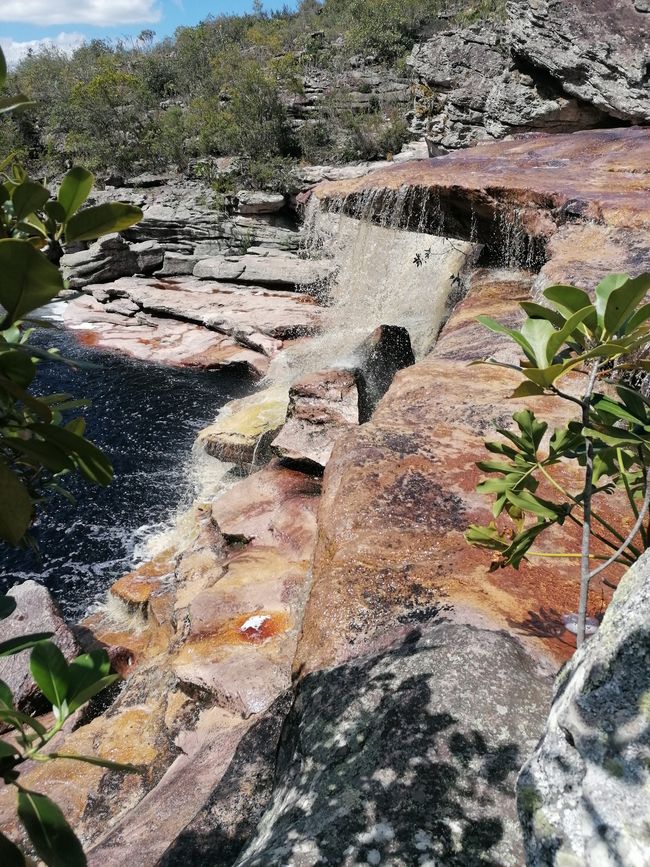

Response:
(49, 753), (139, 773)
(0, 739), (18, 758)
(28, 423), (113, 486)
(44, 200), (67, 224)
(549, 427), (581, 458)
(543, 284), (593, 319)
(519, 301), (564, 327)
(520, 317), (556, 367)
(0, 830), (26, 867)
(513, 409), (547, 453)
(0, 239), (64, 325)
(624, 302), (650, 333)
(0, 95), (35, 114)
(602, 273), (650, 336)
(67, 675), (119, 714)
(592, 395), (645, 426)
(1, 437), (74, 474)
(0, 378), (52, 419)
(546, 306), (594, 359)
(0, 678), (13, 708)
(65, 203), (142, 243)
(594, 273), (629, 332)
(0, 349), (37, 388)
(17, 789), (86, 867)
(476, 315), (535, 361)
(505, 489), (560, 521)
(0, 462), (32, 546)
(30, 643), (69, 709)
(476, 460), (525, 475)
(12, 182), (50, 221)
(0, 634), (52, 657)
(0, 709), (46, 735)
(509, 381), (545, 399)
(57, 167), (94, 220)
(465, 523), (509, 551)
(0, 596), (17, 621)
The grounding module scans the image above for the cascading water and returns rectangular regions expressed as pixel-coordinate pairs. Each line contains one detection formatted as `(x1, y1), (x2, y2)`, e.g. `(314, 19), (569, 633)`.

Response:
(268, 189), (478, 385)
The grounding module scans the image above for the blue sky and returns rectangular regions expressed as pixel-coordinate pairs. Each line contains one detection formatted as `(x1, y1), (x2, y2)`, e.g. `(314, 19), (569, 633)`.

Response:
(0, 1), (296, 66)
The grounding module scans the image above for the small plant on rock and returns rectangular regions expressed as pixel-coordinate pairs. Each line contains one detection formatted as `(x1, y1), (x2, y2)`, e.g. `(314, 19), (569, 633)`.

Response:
(466, 274), (650, 646)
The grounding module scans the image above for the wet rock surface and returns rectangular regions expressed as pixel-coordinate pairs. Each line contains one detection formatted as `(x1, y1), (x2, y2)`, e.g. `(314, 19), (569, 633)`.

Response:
(236, 623), (551, 867)
(272, 369), (360, 470)
(0, 581), (79, 715)
(518, 551), (650, 867)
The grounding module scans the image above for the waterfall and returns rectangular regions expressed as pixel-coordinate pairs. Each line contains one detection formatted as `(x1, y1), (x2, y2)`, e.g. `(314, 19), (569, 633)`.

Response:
(269, 192), (478, 384)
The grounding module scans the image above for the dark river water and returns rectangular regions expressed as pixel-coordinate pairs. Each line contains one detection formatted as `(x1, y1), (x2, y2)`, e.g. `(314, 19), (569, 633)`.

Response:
(1, 307), (250, 618)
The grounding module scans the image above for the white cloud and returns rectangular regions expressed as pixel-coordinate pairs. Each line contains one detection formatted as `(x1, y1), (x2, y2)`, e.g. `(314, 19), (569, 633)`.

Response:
(0, 32), (86, 66)
(0, 1), (161, 27)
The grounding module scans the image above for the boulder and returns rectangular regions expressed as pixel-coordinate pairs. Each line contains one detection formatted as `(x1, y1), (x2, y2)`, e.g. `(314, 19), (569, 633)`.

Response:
(271, 369), (360, 470)
(356, 324), (415, 420)
(197, 386), (289, 468)
(0, 581), (79, 714)
(155, 252), (200, 277)
(236, 191), (286, 215)
(518, 550), (650, 866)
(235, 622), (551, 867)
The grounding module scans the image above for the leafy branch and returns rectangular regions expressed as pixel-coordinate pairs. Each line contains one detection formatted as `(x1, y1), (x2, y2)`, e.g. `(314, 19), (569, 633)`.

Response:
(466, 273), (650, 646)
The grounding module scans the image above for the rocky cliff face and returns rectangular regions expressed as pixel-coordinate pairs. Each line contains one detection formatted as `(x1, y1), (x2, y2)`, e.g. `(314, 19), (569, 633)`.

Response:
(410, 0), (650, 152)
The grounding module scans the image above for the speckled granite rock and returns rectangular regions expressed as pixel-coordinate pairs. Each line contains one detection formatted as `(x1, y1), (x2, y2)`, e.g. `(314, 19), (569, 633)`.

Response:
(518, 551), (650, 866)
(236, 623), (551, 867)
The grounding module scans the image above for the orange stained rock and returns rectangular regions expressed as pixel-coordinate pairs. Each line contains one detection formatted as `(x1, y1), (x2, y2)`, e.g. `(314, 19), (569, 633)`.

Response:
(294, 270), (619, 678)
(110, 555), (175, 608)
(315, 128), (650, 236)
(182, 611), (292, 655)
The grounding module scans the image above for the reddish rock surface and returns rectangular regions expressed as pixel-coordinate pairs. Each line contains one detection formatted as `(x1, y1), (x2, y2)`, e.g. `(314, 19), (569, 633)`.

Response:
(271, 369), (360, 469)
(294, 269), (620, 678)
(315, 128), (650, 254)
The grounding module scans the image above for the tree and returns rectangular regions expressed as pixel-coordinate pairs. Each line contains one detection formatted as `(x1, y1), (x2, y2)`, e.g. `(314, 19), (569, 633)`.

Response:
(466, 274), (650, 646)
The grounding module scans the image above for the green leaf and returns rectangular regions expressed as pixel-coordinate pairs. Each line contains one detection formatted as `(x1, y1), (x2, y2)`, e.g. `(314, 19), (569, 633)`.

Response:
(476, 315), (535, 362)
(44, 200), (67, 225)
(543, 284), (593, 321)
(546, 306), (594, 359)
(17, 789), (86, 867)
(509, 381), (545, 399)
(0, 95), (35, 114)
(624, 301), (650, 333)
(465, 523), (509, 552)
(1, 437), (74, 474)
(0, 462), (33, 546)
(0, 830), (26, 867)
(12, 182), (50, 221)
(513, 409), (547, 454)
(0, 738), (19, 759)
(0, 709), (47, 735)
(30, 643), (69, 710)
(592, 395), (645, 426)
(602, 273), (650, 336)
(0, 596), (17, 621)
(593, 273), (628, 333)
(67, 674), (119, 714)
(0, 633), (53, 658)
(49, 753), (139, 773)
(0, 239), (64, 326)
(65, 203), (142, 243)
(519, 301), (564, 327)
(57, 168), (94, 220)
(28, 424), (113, 486)
(520, 317), (556, 367)
(0, 678), (14, 708)
(505, 489), (561, 521)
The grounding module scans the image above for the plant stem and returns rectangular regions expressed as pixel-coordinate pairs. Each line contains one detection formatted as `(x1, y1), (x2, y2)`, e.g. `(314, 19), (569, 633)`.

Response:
(588, 468), (650, 582)
(577, 360), (600, 648)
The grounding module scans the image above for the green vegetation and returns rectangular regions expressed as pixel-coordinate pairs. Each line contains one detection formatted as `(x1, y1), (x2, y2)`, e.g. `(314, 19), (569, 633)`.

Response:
(0, 594), (137, 867)
(0, 0), (504, 181)
(466, 274), (650, 646)
(0, 45), (141, 864)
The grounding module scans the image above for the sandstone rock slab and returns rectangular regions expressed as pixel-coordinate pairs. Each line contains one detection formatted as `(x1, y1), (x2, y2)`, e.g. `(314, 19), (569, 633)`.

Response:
(236, 623), (551, 867)
(193, 253), (333, 289)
